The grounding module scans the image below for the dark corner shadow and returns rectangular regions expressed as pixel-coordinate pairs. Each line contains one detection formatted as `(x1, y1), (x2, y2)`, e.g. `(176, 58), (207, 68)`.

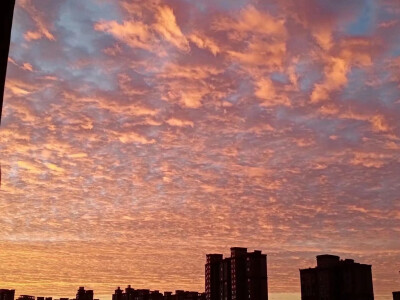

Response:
(0, 0), (16, 125)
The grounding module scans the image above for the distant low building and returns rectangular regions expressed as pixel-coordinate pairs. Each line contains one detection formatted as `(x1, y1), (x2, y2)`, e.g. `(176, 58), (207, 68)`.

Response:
(393, 291), (400, 300)
(0, 289), (15, 300)
(16, 295), (35, 300)
(167, 290), (205, 300)
(300, 254), (374, 300)
(113, 285), (204, 300)
(37, 296), (52, 300)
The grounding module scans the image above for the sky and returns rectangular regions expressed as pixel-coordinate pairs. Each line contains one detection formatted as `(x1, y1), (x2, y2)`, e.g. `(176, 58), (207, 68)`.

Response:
(1, 0), (400, 299)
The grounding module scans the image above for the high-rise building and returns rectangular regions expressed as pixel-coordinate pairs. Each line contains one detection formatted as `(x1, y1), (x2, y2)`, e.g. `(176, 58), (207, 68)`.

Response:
(246, 250), (268, 300)
(205, 248), (268, 300)
(205, 254), (223, 300)
(75, 287), (93, 300)
(300, 254), (374, 300)
(219, 257), (231, 300)
(393, 291), (400, 300)
(0, 289), (15, 300)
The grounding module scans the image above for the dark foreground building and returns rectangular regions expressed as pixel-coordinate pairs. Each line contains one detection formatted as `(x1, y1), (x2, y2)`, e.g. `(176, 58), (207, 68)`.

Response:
(300, 254), (374, 300)
(393, 291), (400, 300)
(0, 290), (15, 300)
(205, 248), (268, 300)
(75, 287), (93, 300)
(113, 285), (205, 300)
(0, 0), (16, 123)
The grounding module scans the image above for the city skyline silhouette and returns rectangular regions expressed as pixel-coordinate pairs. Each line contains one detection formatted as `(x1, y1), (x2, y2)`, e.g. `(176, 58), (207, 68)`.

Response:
(1, 0), (400, 300)
(0, 250), (388, 300)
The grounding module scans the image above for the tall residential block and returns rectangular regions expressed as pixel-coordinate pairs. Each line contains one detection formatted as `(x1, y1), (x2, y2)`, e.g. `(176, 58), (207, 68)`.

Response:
(0, 289), (15, 300)
(393, 291), (400, 300)
(205, 254), (223, 300)
(205, 247), (268, 300)
(76, 287), (93, 300)
(300, 254), (374, 300)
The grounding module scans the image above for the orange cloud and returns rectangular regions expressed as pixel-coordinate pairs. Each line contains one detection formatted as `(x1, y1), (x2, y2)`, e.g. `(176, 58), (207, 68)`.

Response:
(95, 20), (153, 51)
(22, 63), (33, 72)
(213, 5), (286, 38)
(189, 33), (220, 56)
(311, 57), (348, 103)
(153, 5), (189, 52)
(254, 77), (290, 107)
(215, 5), (287, 71)
(166, 118), (194, 128)
(115, 131), (156, 144)
(19, 0), (55, 41)
(5, 79), (39, 96)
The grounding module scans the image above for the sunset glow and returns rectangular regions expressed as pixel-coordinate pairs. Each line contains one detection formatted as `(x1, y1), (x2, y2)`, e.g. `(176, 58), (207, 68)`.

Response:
(1, 1), (400, 300)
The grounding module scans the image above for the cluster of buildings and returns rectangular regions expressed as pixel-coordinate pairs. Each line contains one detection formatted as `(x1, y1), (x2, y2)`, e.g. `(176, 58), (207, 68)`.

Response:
(112, 286), (205, 300)
(0, 288), (204, 300)
(1, 248), (399, 300)
(0, 288), (100, 300)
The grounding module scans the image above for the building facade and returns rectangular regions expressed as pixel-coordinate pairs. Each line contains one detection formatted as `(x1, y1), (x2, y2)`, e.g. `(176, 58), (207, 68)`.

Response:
(76, 287), (93, 300)
(37, 297), (52, 300)
(393, 291), (400, 300)
(300, 254), (374, 300)
(205, 248), (268, 300)
(0, 289), (15, 300)
(205, 254), (223, 300)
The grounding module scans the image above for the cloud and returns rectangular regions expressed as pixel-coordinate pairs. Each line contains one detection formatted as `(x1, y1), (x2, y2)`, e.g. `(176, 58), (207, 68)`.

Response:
(22, 63), (34, 72)
(96, 4), (190, 54)
(153, 5), (190, 52)
(5, 79), (40, 96)
(115, 131), (156, 144)
(2, 1), (400, 298)
(94, 20), (153, 51)
(166, 118), (194, 128)
(189, 33), (220, 55)
(311, 57), (348, 103)
(18, 0), (55, 41)
(213, 5), (286, 37)
(254, 77), (291, 107)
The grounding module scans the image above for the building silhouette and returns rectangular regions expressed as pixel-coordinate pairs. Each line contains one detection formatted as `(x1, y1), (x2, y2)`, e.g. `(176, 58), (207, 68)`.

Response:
(113, 285), (205, 300)
(300, 254), (374, 300)
(16, 296), (35, 300)
(393, 291), (400, 300)
(0, 289), (15, 300)
(75, 287), (93, 300)
(205, 247), (268, 300)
